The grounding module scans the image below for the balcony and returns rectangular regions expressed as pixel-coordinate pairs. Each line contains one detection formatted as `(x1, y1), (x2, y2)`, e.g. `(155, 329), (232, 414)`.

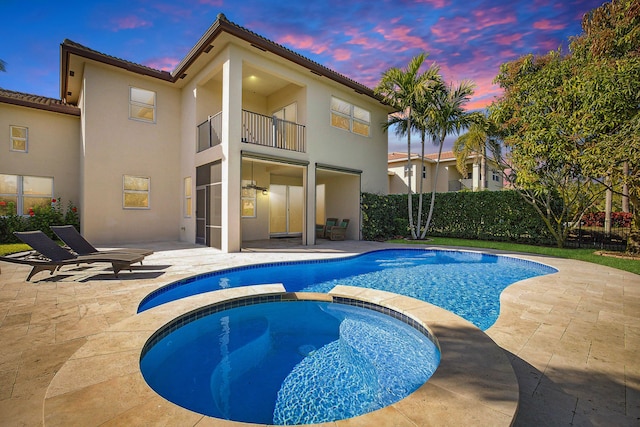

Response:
(197, 110), (306, 153)
(241, 110), (306, 153)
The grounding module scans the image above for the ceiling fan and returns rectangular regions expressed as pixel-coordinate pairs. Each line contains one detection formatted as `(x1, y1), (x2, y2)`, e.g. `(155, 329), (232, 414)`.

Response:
(242, 161), (268, 193)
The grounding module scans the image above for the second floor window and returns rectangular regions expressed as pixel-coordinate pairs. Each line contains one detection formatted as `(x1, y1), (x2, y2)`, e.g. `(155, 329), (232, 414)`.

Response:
(330, 97), (370, 137)
(10, 126), (28, 152)
(129, 87), (156, 123)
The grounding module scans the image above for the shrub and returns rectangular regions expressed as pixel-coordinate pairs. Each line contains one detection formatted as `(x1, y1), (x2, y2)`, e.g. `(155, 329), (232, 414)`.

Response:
(0, 198), (80, 243)
(582, 212), (632, 228)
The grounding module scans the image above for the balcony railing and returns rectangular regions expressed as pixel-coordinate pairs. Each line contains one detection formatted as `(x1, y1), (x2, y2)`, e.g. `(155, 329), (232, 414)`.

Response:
(241, 110), (306, 152)
(197, 112), (222, 152)
(197, 110), (306, 153)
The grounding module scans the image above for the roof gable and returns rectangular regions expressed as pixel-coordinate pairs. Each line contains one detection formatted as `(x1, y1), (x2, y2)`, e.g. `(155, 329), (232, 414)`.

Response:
(61, 13), (385, 106)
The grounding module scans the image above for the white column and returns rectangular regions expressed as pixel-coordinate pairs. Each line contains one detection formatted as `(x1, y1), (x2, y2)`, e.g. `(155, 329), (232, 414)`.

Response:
(221, 48), (243, 252)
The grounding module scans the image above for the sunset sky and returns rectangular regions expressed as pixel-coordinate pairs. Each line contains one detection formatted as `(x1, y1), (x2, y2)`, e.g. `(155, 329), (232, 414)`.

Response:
(1, 0), (605, 151)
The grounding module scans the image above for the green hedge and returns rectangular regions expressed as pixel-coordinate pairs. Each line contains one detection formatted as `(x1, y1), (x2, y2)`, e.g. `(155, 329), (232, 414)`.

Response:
(361, 190), (554, 245)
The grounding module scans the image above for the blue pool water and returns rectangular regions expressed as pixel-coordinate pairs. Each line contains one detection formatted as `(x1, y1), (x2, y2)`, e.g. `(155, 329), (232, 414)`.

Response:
(139, 249), (557, 330)
(140, 300), (440, 425)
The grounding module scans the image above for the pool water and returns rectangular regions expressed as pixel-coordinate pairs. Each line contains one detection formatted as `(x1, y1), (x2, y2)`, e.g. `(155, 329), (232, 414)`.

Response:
(139, 249), (556, 330)
(140, 300), (440, 425)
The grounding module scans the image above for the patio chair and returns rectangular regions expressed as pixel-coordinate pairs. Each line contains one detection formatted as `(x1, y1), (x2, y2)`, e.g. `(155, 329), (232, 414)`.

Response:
(328, 219), (350, 241)
(316, 217), (339, 239)
(11, 231), (145, 281)
(51, 225), (153, 258)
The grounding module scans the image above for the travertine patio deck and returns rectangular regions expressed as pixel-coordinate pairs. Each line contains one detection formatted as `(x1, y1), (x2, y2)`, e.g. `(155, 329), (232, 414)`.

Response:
(0, 240), (638, 426)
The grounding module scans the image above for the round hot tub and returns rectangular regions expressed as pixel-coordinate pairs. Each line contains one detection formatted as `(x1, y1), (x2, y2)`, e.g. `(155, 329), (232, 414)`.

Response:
(140, 295), (440, 425)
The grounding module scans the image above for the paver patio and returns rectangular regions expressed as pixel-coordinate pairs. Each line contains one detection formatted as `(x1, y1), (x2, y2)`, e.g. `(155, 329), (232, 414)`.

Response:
(0, 240), (638, 426)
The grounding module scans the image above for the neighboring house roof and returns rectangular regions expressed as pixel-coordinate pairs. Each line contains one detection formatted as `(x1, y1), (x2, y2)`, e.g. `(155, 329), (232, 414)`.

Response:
(60, 13), (386, 106)
(388, 151), (483, 164)
(0, 88), (80, 116)
(425, 151), (468, 161)
(387, 152), (432, 164)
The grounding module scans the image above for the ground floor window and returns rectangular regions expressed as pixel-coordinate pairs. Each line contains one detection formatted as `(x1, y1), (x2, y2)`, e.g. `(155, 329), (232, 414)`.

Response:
(123, 175), (150, 209)
(0, 174), (53, 215)
(241, 180), (257, 218)
(184, 177), (192, 217)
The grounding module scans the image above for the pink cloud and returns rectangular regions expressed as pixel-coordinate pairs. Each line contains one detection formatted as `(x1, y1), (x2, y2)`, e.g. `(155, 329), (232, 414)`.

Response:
(533, 19), (567, 30)
(494, 32), (524, 46)
(375, 24), (440, 54)
(110, 15), (152, 31)
(415, 0), (451, 7)
(472, 8), (517, 30)
(333, 49), (351, 61)
(277, 34), (329, 55)
(143, 56), (180, 71)
(431, 16), (471, 41)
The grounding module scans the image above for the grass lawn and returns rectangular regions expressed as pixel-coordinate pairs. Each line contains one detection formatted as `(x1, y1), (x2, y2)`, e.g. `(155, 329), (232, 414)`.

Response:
(387, 237), (640, 276)
(0, 243), (32, 256)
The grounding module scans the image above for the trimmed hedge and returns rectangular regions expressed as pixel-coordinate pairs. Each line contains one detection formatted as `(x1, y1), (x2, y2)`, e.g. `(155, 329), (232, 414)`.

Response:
(362, 190), (555, 245)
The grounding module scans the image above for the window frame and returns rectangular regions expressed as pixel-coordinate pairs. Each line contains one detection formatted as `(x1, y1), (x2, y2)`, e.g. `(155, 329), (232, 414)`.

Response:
(184, 176), (192, 217)
(129, 87), (157, 123)
(330, 96), (370, 137)
(123, 175), (150, 209)
(0, 174), (53, 216)
(10, 125), (28, 153)
(241, 180), (257, 218)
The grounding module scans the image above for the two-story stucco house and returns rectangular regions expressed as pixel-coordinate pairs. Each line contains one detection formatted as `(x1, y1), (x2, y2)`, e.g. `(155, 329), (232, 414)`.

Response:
(387, 151), (503, 194)
(0, 13), (394, 252)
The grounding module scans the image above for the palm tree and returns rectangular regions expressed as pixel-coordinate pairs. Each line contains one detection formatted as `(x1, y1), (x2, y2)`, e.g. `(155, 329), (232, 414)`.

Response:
(452, 113), (501, 191)
(0, 59), (6, 72)
(375, 53), (441, 239)
(420, 80), (476, 239)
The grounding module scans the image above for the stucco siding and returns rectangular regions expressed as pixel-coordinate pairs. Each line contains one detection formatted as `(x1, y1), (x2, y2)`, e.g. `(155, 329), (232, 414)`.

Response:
(80, 63), (182, 244)
(0, 103), (80, 208)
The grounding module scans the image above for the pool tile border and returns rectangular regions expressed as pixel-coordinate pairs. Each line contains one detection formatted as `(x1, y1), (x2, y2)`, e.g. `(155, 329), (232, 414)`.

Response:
(142, 293), (438, 360)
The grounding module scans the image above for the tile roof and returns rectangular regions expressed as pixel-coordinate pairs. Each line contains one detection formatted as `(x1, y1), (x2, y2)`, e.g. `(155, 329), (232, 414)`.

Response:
(60, 13), (385, 105)
(0, 88), (80, 116)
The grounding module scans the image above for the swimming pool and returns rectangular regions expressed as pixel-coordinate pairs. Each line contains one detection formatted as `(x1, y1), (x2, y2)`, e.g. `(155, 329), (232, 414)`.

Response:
(139, 248), (557, 330)
(140, 297), (440, 425)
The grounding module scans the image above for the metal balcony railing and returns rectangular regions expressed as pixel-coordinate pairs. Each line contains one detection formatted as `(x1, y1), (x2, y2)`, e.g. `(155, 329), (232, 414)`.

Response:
(197, 112), (222, 152)
(197, 110), (306, 153)
(241, 110), (306, 152)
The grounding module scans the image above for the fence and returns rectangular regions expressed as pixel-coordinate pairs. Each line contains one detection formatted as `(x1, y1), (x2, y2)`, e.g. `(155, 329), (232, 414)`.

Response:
(565, 223), (630, 251)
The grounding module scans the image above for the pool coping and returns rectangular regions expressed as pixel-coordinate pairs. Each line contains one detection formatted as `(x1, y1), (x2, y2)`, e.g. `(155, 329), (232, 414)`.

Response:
(43, 284), (519, 426)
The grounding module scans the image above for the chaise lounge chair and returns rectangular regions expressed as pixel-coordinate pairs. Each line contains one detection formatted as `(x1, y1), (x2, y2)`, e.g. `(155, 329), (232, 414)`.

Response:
(9, 231), (145, 281)
(51, 225), (153, 258)
(316, 218), (339, 239)
(328, 219), (350, 241)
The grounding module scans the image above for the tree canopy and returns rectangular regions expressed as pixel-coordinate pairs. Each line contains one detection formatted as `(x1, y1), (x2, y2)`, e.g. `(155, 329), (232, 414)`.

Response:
(490, 0), (640, 249)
